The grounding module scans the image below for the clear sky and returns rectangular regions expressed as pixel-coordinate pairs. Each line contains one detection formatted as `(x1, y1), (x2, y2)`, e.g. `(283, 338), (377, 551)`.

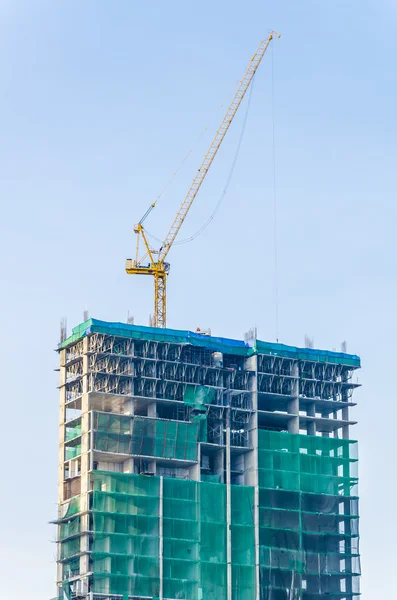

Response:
(0, 1), (395, 597)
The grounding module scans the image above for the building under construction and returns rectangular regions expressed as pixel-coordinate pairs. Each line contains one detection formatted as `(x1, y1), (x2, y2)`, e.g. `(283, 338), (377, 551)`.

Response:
(53, 318), (360, 600)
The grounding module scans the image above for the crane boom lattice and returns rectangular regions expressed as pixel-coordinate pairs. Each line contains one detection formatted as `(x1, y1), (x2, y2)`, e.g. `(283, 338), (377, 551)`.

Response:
(126, 32), (280, 327)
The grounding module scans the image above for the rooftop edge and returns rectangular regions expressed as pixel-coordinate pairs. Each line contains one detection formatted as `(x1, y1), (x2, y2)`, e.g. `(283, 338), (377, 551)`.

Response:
(58, 319), (361, 368)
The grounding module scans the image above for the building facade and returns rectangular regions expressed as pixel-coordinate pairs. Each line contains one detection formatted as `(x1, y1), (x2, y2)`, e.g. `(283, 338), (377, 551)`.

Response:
(54, 319), (361, 600)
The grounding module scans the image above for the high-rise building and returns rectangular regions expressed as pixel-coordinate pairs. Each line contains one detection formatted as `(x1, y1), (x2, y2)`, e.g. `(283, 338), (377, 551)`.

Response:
(53, 318), (361, 600)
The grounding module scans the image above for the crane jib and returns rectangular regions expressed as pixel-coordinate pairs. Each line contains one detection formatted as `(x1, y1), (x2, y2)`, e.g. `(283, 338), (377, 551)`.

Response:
(126, 32), (280, 327)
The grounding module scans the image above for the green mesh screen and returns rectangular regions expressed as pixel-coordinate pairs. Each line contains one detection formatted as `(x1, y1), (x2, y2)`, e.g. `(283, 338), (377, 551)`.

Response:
(184, 384), (215, 410)
(163, 478), (199, 599)
(64, 495), (80, 518)
(131, 417), (199, 461)
(60, 537), (80, 560)
(258, 430), (360, 599)
(190, 413), (208, 442)
(60, 516), (80, 539)
(57, 495), (81, 570)
(89, 473), (256, 599)
(60, 318), (361, 367)
(65, 445), (81, 460)
(58, 430), (359, 599)
(65, 424), (81, 440)
(94, 412), (131, 434)
(258, 430), (358, 496)
(231, 485), (255, 599)
(91, 471), (160, 598)
(62, 557), (80, 580)
(93, 415), (200, 461)
(199, 481), (227, 600)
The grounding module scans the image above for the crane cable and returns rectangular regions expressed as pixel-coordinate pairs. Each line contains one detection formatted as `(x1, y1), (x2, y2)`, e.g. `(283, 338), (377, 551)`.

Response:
(271, 42), (280, 342)
(146, 77), (255, 247)
(139, 104), (226, 225)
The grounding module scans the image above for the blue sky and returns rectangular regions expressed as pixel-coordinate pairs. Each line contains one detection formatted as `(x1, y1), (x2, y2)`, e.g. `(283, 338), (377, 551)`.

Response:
(0, 1), (395, 597)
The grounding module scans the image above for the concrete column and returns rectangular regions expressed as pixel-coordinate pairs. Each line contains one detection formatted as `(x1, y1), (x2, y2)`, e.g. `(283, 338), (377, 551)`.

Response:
(245, 354), (258, 487)
(288, 362), (299, 434)
(159, 476), (164, 600)
(124, 396), (134, 416)
(147, 401), (157, 418)
(80, 337), (90, 577)
(213, 448), (225, 483)
(190, 441), (201, 481)
(244, 354), (260, 600)
(123, 458), (134, 473)
(57, 349), (67, 586)
(307, 401), (316, 436)
(58, 349), (67, 507)
(254, 484), (260, 600)
(332, 408), (339, 439)
(341, 370), (351, 440)
(226, 406), (232, 600)
(342, 406), (350, 440)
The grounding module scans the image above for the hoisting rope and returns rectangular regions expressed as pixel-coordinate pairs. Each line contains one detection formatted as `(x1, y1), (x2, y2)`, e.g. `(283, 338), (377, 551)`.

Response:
(271, 42), (280, 342)
(146, 77), (255, 246)
(138, 104), (225, 225)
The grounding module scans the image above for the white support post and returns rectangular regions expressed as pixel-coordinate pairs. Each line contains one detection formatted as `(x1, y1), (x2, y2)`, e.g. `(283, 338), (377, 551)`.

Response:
(57, 348), (67, 587)
(159, 475), (164, 600)
(79, 337), (91, 577)
(226, 405), (232, 600)
(244, 354), (260, 600)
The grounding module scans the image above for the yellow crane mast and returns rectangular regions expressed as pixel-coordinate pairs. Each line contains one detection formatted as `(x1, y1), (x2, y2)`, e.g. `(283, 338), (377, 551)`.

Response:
(126, 32), (280, 327)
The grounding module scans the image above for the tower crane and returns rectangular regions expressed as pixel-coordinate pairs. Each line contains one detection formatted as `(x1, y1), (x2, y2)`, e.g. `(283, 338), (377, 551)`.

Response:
(126, 32), (280, 327)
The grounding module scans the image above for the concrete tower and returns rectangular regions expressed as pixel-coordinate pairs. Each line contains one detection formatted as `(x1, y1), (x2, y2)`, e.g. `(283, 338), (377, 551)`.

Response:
(53, 319), (361, 600)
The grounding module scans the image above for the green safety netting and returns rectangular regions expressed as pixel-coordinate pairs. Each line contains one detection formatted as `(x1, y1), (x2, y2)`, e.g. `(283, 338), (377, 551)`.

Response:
(60, 516), (80, 539)
(61, 581), (71, 600)
(231, 485), (255, 599)
(258, 430), (358, 496)
(162, 478), (199, 599)
(94, 412), (131, 434)
(190, 413), (208, 442)
(62, 556), (80, 580)
(60, 319), (249, 357)
(86, 472), (257, 599)
(65, 424), (82, 440)
(131, 417), (198, 461)
(60, 318), (360, 367)
(93, 412), (131, 454)
(258, 430), (360, 599)
(184, 384), (215, 410)
(91, 472), (160, 597)
(58, 499), (82, 566)
(93, 415), (200, 461)
(65, 446), (81, 460)
(58, 451), (360, 600)
(254, 340), (360, 367)
(60, 537), (80, 560)
(63, 496), (80, 518)
(201, 473), (222, 483)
